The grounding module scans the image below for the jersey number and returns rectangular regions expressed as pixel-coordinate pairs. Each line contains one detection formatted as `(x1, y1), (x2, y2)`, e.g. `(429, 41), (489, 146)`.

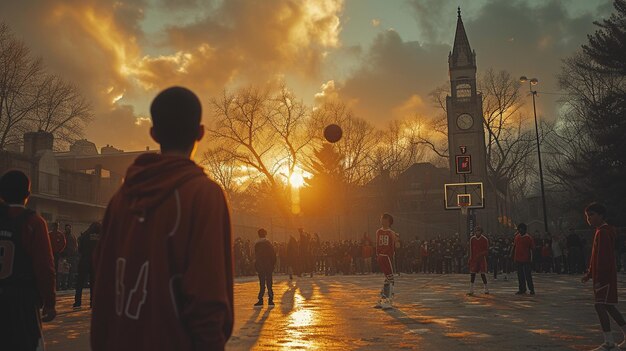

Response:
(0, 241), (15, 279)
(115, 258), (149, 320)
(379, 235), (389, 246)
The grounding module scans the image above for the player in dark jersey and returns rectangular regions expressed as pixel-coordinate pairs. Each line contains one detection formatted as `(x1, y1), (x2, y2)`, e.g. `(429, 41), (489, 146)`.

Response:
(374, 213), (396, 310)
(73, 221), (101, 308)
(0, 170), (56, 351)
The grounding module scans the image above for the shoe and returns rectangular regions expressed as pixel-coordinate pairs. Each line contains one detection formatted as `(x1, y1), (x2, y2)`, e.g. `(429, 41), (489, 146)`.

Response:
(254, 300), (263, 308)
(484, 289), (490, 295)
(466, 292), (474, 296)
(374, 300), (383, 309)
(591, 342), (616, 350)
(268, 299), (275, 306)
(530, 291), (535, 295)
(378, 298), (392, 310)
(515, 291), (525, 295)
(617, 339), (626, 350)
(381, 302), (393, 310)
(73, 301), (81, 308)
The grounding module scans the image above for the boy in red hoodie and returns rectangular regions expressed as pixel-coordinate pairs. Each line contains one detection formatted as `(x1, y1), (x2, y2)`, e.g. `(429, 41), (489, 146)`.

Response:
(91, 87), (234, 351)
(582, 203), (626, 351)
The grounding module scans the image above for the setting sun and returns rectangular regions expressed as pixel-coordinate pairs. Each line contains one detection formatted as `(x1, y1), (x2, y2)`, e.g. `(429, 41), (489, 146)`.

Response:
(289, 172), (305, 189)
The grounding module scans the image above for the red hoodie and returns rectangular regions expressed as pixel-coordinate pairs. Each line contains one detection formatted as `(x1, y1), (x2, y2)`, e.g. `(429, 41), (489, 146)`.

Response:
(91, 153), (234, 351)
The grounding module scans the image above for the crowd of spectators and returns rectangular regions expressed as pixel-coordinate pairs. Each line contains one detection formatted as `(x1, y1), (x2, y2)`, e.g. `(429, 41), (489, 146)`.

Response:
(234, 228), (623, 278)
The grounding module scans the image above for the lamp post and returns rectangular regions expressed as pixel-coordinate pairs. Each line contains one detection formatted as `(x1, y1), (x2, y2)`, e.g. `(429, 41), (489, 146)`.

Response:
(520, 76), (549, 233)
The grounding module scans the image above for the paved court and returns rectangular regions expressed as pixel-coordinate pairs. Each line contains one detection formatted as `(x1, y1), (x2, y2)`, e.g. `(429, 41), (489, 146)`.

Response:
(44, 273), (626, 350)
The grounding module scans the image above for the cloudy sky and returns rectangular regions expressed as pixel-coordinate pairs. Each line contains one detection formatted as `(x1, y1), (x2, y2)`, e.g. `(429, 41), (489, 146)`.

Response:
(0, 0), (612, 152)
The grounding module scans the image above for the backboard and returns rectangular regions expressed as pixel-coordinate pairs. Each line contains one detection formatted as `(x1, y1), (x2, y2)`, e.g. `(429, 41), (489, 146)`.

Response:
(444, 182), (484, 210)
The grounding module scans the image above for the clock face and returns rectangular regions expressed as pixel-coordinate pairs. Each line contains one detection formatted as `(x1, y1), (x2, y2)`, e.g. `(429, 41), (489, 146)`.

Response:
(456, 113), (473, 130)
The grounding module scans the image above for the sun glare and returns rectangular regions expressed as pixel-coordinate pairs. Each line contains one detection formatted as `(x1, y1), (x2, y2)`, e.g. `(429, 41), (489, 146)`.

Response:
(289, 173), (305, 189)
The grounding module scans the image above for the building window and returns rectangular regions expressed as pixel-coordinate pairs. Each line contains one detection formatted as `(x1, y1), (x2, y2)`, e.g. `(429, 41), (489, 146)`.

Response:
(456, 83), (471, 100)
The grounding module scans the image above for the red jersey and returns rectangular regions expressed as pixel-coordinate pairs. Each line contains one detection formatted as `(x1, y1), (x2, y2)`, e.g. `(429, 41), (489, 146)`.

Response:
(91, 153), (234, 351)
(514, 233), (535, 263)
(469, 235), (489, 261)
(48, 230), (66, 254)
(376, 228), (396, 256)
(588, 224), (618, 304)
(362, 244), (373, 258)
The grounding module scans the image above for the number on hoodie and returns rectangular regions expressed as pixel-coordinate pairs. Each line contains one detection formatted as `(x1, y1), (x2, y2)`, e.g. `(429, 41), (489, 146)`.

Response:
(0, 241), (15, 279)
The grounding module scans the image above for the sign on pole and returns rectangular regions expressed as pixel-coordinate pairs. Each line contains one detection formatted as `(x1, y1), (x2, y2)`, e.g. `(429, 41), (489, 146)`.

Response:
(455, 155), (472, 174)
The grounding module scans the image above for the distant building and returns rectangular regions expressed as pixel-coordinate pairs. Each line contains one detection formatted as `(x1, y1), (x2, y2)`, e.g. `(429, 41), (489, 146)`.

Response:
(360, 163), (460, 239)
(0, 130), (154, 233)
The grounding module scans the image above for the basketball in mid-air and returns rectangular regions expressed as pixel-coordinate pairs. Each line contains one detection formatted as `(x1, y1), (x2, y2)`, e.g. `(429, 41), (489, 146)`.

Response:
(323, 124), (343, 143)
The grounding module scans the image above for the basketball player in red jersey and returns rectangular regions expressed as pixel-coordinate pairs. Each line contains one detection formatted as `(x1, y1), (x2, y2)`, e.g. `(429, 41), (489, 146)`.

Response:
(582, 203), (626, 351)
(91, 87), (234, 351)
(468, 226), (489, 295)
(374, 213), (396, 309)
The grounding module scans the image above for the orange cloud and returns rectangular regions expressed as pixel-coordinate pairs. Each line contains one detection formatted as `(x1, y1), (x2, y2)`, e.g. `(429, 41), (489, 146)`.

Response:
(0, 0), (345, 151)
(392, 94), (425, 120)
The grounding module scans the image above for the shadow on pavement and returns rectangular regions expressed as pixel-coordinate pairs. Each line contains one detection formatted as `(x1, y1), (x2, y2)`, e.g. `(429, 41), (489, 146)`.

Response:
(229, 304), (272, 350)
(280, 281), (297, 315)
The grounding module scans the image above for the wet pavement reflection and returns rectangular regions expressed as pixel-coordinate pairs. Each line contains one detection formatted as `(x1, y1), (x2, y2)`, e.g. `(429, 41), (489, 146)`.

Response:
(45, 274), (626, 350)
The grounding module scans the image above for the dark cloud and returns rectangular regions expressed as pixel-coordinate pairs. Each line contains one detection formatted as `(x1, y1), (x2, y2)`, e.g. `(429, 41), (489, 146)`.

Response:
(338, 29), (448, 124)
(337, 0), (612, 124)
(407, 0), (457, 44)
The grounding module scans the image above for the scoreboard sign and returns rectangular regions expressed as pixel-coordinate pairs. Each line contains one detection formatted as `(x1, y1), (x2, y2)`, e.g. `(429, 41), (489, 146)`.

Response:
(455, 155), (472, 174)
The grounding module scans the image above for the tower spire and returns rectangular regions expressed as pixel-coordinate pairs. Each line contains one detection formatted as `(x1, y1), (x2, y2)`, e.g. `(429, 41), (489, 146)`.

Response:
(449, 6), (475, 68)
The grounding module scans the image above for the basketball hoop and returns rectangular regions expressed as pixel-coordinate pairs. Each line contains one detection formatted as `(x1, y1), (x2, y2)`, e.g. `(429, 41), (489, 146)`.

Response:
(460, 203), (469, 216)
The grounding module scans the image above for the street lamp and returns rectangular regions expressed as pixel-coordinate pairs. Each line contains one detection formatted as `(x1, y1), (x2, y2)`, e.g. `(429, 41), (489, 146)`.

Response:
(520, 76), (549, 233)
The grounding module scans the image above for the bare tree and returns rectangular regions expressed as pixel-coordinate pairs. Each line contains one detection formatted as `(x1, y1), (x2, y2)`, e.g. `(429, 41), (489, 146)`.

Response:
(31, 74), (92, 149)
(0, 23), (93, 151)
(208, 86), (279, 186)
(479, 69), (535, 194)
(368, 115), (433, 179)
(201, 147), (243, 196)
(308, 101), (378, 185)
(269, 85), (312, 180)
(0, 23), (45, 150)
(207, 84), (316, 218)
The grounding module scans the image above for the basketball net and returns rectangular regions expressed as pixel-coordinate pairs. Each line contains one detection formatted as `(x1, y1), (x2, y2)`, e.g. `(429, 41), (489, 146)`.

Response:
(460, 204), (469, 216)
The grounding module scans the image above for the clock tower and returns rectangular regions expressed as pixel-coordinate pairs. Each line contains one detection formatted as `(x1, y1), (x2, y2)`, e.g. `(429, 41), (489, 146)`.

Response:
(446, 8), (487, 182)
